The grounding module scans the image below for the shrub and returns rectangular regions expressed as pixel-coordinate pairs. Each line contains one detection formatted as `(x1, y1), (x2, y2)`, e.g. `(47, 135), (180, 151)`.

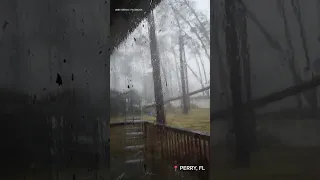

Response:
(190, 103), (199, 109)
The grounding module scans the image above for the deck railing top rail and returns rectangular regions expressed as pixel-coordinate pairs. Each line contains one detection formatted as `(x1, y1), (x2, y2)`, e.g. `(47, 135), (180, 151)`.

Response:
(110, 121), (209, 138)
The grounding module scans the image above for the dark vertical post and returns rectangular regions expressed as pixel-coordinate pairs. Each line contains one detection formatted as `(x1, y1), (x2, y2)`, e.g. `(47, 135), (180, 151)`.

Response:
(237, 1), (256, 153)
(224, 0), (250, 167)
(148, 9), (166, 124)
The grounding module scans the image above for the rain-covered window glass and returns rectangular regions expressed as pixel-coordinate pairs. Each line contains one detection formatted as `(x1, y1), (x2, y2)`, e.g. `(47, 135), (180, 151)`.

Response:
(110, 0), (210, 179)
(1, 0), (109, 178)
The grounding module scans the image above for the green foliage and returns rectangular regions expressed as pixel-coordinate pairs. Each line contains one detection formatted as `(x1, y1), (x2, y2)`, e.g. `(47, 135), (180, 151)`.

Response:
(110, 90), (126, 117)
(110, 89), (142, 117)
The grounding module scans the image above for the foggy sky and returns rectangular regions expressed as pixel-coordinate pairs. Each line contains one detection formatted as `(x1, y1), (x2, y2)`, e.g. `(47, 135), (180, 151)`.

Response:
(110, 0), (211, 100)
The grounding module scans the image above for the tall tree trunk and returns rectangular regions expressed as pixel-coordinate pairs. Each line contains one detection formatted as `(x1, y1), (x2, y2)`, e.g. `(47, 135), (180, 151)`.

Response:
(194, 54), (208, 96)
(291, 0), (317, 115)
(148, 11), (166, 124)
(172, 10), (188, 113)
(277, 0), (303, 108)
(237, 2), (256, 153)
(212, 3), (230, 108)
(195, 55), (205, 96)
(182, 41), (190, 110)
(142, 63), (148, 102)
(167, 58), (174, 97)
(111, 61), (118, 89)
(171, 48), (182, 94)
(160, 60), (170, 100)
(165, 56), (175, 97)
(179, 34), (188, 114)
(193, 48), (209, 88)
(162, 54), (174, 97)
(291, 0), (310, 70)
(225, 0), (250, 168)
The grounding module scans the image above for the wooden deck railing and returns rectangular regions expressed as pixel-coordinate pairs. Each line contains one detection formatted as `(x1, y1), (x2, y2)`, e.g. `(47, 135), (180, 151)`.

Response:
(111, 121), (209, 179)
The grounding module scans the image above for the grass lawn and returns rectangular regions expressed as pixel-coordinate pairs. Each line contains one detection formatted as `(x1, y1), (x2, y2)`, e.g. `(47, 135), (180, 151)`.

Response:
(110, 108), (210, 133)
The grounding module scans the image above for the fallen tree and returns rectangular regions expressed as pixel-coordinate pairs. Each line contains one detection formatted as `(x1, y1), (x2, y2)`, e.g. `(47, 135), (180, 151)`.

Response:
(211, 76), (320, 120)
(143, 86), (210, 108)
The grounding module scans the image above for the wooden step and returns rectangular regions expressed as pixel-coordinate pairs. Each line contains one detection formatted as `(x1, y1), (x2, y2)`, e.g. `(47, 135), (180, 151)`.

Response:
(125, 145), (145, 150)
(126, 132), (143, 136)
(125, 126), (142, 131)
(126, 135), (142, 140)
(124, 120), (144, 123)
(125, 158), (144, 164)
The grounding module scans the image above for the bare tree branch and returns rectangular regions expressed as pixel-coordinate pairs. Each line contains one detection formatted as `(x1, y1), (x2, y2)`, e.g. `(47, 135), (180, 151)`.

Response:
(239, 0), (284, 52)
(277, 0), (303, 107)
(291, 0), (311, 70)
(169, 2), (210, 60)
(212, 76), (320, 120)
(182, 0), (210, 43)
